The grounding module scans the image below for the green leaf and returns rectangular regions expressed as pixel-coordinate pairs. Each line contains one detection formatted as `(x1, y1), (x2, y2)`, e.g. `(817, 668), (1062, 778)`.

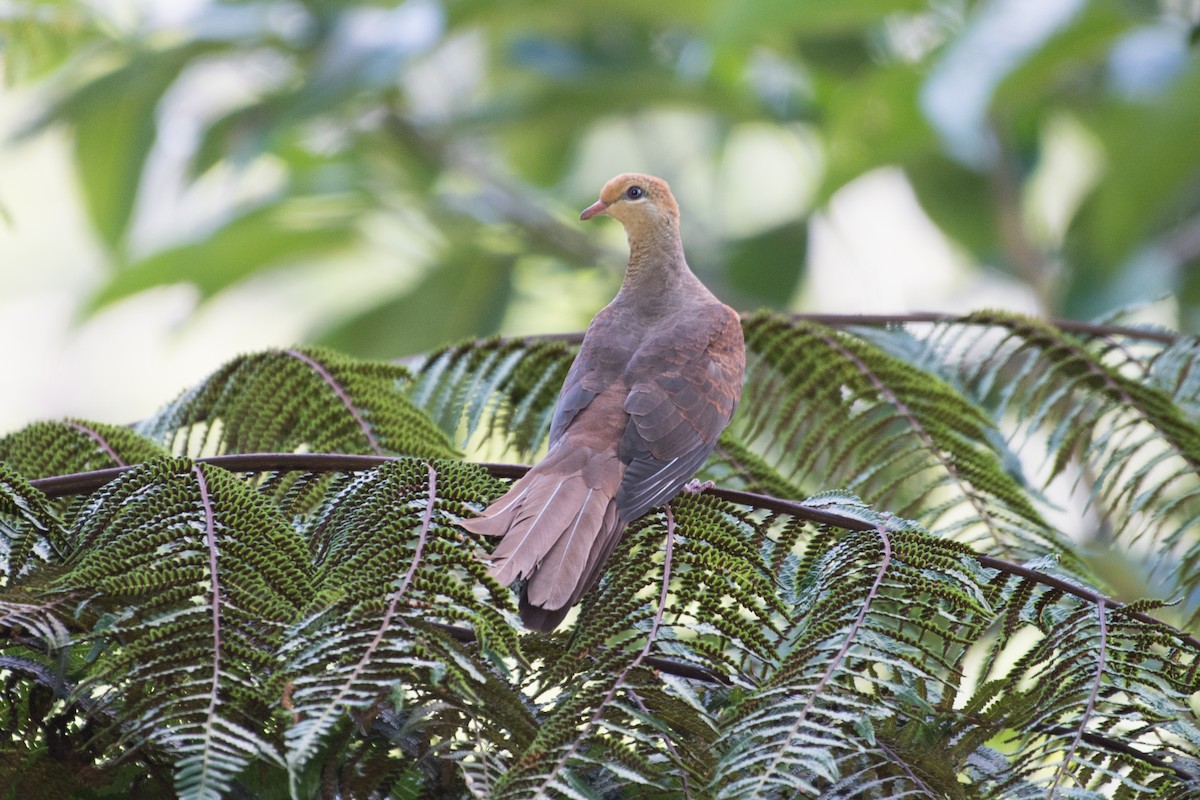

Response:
(0, 5), (99, 83)
(0, 462), (65, 578)
(319, 248), (515, 359)
(1084, 60), (1200, 265)
(907, 154), (995, 257)
(138, 346), (459, 460)
(711, 0), (926, 44)
(58, 458), (314, 799)
(86, 196), (362, 312)
(46, 44), (207, 251)
(0, 418), (167, 480)
(818, 64), (935, 201)
(723, 220), (808, 306)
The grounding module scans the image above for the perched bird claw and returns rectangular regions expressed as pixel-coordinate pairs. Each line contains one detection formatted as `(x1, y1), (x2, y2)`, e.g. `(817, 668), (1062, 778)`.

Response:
(682, 479), (715, 494)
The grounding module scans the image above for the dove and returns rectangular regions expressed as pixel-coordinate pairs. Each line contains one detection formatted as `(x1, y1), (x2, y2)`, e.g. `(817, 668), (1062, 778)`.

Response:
(463, 173), (744, 631)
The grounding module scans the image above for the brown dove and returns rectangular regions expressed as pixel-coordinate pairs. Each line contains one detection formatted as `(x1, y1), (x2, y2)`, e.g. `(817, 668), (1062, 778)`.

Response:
(462, 173), (745, 631)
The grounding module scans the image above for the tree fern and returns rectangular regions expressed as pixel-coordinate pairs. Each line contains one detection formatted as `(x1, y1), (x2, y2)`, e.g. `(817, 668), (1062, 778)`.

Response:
(139, 346), (458, 460)
(57, 458), (313, 799)
(411, 336), (575, 459)
(712, 504), (990, 798)
(732, 313), (1066, 564)
(0, 462), (65, 577)
(0, 418), (167, 479)
(283, 459), (527, 785)
(903, 312), (1200, 619)
(1, 316), (1199, 797)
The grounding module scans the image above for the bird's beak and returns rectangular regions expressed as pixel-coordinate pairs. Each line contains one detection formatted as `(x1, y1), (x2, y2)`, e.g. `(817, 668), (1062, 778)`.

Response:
(579, 199), (608, 221)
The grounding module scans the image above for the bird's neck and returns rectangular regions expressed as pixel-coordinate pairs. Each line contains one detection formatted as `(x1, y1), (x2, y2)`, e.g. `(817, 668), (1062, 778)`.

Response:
(616, 222), (707, 315)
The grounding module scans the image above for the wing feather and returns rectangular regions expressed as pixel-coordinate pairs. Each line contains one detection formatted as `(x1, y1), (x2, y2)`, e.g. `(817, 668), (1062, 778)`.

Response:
(615, 305), (744, 521)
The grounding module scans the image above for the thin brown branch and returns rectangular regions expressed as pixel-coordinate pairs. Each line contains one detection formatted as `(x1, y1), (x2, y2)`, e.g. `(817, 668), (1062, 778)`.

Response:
(28, 453), (1200, 651)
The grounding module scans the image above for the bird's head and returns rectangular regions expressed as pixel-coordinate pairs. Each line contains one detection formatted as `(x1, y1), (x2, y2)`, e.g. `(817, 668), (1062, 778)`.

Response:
(579, 173), (680, 235)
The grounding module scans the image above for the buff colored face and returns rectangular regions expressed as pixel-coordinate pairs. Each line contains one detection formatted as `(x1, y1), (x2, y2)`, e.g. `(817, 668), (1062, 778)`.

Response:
(579, 173), (679, 229)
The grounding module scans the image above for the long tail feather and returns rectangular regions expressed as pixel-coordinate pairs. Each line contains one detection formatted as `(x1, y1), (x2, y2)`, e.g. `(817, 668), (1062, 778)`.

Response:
(460, 445), (623, 630)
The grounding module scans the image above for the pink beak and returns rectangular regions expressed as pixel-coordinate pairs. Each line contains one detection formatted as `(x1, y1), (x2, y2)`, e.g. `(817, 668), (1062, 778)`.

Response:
(579, 199), (608, 221)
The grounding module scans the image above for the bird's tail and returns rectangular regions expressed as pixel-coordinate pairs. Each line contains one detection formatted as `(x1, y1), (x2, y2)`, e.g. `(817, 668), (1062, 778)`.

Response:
(461, 445), (624, 631)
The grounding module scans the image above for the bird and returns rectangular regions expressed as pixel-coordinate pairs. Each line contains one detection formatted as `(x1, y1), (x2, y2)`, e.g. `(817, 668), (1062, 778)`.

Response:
(461, 173), (745, 631)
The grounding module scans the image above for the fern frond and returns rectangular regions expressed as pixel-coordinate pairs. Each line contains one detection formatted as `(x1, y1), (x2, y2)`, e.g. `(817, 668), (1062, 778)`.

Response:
(968, 568), (1200, 798)
(911, 312), (1200, 616)
(0, 596), (70, 652)
(0, 462), (65, 577)
(735, 313), (1063, 563)
(284, 459), (528, 779)
(138, 346), (458, 460)
(489, 511), (687, 798)
(6, 327), (1200, 797)
(712, 503), (990, 799)
(411, 337), (576, 458)
(56, 457), (314, 800)
(0, 418), (167, 479)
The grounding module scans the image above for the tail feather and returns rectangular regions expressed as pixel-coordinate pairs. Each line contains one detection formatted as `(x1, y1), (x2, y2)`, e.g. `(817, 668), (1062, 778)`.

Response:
(489, 478), (576, 587)
(526, 486), (607, 608)
(460, 445), (623, 630)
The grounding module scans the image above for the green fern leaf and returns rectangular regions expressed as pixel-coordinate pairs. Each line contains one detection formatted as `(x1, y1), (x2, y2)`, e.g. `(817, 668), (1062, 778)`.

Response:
(56, 457), (314, 800)
(411, 337), (575, 457)
(0, 418), (167, 480)
(735, 313), (1064, 563)
(284, 459), (529, 779)
(0, 462), (65, 577)
(712, 515), (990, 798)
(138, 346), (458, 460)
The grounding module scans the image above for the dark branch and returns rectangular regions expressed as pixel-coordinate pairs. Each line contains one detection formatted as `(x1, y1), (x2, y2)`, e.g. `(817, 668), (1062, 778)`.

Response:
(29, 453), (1200, 652)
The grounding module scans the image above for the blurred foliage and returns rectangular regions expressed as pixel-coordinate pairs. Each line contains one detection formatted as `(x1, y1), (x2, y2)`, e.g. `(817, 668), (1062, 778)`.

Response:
(2, 0), (1200, 350)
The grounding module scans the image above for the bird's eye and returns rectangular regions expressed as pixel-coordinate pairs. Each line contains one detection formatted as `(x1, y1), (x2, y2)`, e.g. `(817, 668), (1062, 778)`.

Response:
(625, 186), (644, 200)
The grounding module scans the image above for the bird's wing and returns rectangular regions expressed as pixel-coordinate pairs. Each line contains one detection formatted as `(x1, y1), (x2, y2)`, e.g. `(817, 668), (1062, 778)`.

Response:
(616, 304), (744, 521)
(548, 304), (633, 445)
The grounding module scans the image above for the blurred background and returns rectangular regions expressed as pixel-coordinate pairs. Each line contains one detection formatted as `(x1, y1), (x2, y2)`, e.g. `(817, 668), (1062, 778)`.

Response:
(1, 0), (1198, 433)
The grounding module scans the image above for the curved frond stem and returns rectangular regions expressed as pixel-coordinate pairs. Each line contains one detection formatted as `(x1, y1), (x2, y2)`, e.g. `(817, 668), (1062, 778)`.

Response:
(749, 526), (893, 798)
(532, 501), (676, 794)
(64, 419), (128, 466)
(194, 463), (225, 795)
(1006, 317), (1200, 477)
(876, 741), (939, 798)
(286, 463), (438, 772)
(1047, 601), (1107, 798)
(629, 687), (695, 800)
(331, 462), (434, 705)
(814, 327), (1014, 555)
(282, 348), (384, 455)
